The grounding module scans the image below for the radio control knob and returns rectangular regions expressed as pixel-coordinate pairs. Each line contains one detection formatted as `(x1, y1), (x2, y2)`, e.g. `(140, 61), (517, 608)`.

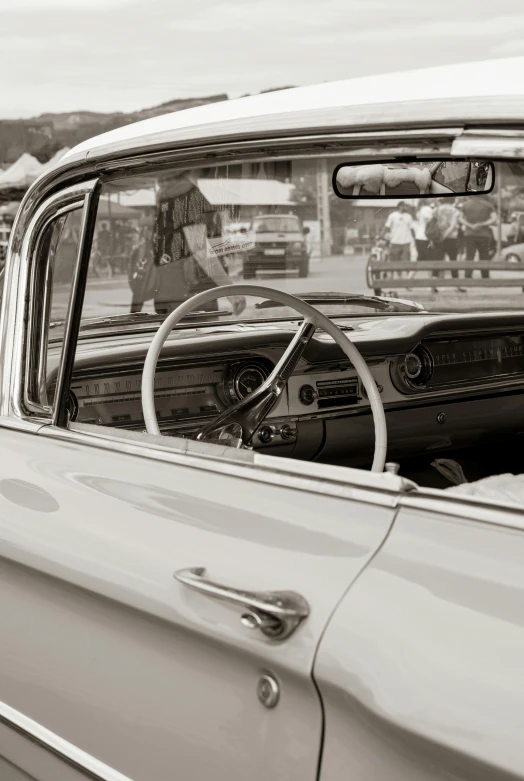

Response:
(405, 352), (423, 380)
(280, 424), (295, 441)
(299, 384), (316, 405)
(258, 426), (274, 444)
(401, 346), (433, 387)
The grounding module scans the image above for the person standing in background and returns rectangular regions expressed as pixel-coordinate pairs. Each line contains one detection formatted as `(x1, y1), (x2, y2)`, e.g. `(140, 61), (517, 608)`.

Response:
(460, 196), (497, 279)
(434, 197), (466, 292)
(97, 222), (112, 264)
(414, 201), (434, 260)
(128, 223), (157, 313)
(382, 201), (416, 262)
(507, 212), (524, 247)
(456, 202), (466, 259)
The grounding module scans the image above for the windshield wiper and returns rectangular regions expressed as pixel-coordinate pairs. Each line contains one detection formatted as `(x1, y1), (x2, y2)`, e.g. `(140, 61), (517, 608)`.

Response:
(255, 292), (425, 313)
(50, 309), (234, 330)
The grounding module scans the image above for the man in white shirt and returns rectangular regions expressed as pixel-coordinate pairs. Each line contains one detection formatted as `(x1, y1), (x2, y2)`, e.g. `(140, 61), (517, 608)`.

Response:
(383, 201), (415, 262)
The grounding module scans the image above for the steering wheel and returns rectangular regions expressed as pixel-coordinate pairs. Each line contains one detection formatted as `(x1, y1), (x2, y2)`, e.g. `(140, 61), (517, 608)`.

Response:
(142, 285), (387, 472)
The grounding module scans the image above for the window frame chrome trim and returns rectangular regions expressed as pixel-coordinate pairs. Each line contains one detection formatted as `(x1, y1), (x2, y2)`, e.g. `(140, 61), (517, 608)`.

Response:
(96, 138), (458, 185)
(0, 699), (134, 781)
(53, 186), (99, 428)
(24, 202), (85, 416)
(6, 179), (99, 423)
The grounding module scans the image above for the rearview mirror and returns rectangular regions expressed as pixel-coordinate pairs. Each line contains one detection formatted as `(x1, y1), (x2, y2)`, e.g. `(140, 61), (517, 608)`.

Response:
(333, 159), (495, 199)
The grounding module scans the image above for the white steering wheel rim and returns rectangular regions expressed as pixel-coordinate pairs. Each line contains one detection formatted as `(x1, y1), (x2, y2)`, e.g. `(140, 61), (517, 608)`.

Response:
(142, 285), (387, 472)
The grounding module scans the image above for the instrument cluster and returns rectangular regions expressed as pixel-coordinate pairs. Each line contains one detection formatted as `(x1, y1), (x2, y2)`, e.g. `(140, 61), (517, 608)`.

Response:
(69, 357), (275, 430)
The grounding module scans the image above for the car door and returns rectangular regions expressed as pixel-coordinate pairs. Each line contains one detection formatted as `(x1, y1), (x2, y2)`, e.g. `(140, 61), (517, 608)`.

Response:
(314, 490), (524, 781)
(0, 421), (407, 781)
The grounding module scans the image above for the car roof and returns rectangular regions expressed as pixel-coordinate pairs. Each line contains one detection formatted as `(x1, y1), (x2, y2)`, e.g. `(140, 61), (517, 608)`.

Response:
(59, 56), (524, 164)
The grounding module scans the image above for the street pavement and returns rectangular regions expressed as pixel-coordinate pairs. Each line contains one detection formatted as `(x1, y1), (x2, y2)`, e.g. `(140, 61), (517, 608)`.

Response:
(52, 252), (524, 322)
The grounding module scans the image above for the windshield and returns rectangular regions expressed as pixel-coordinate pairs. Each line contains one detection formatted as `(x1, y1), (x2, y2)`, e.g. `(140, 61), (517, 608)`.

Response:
(40, 155), (524, 331)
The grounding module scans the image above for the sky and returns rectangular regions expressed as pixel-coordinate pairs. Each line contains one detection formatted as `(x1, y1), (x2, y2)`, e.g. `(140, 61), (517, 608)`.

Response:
(1, 0), (524, 119)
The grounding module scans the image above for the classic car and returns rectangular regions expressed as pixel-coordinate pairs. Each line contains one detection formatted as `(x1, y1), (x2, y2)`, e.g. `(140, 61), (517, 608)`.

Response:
(3, 56), (524, 781)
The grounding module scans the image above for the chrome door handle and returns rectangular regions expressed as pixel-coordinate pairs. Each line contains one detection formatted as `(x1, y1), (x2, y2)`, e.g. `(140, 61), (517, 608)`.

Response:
(174, 567), (309, 641)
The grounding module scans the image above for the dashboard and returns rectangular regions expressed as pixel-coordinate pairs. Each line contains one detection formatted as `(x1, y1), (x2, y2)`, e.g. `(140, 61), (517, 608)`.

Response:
(63, 312), (524, 464)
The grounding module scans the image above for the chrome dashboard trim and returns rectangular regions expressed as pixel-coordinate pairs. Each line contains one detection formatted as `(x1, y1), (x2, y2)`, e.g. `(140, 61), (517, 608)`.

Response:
(0, 700), (134, 781)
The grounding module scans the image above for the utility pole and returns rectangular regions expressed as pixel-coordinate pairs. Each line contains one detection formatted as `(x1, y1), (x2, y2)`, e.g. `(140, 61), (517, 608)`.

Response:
(316, 158), (332, 257)
(497, 164), (503, 257)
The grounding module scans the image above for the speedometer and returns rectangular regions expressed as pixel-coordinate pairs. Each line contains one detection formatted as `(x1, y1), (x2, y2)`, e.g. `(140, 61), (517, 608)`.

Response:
(224, 361), (271, 404)
(235, 366), (267, 399)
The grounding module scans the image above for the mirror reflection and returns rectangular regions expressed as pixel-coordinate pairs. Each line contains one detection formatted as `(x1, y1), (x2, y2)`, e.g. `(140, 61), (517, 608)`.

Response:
(334, 160), (495, 199)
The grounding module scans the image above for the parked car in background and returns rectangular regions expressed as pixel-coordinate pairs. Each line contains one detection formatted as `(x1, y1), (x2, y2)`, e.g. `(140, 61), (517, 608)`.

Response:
(497, 213), (524, 262)
(498, 241), (524, 263)
(242, 213), (310, 278)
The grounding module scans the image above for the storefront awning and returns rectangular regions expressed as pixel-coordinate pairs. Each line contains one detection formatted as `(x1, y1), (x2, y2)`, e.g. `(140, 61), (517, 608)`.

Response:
(197, 178), (296, 206)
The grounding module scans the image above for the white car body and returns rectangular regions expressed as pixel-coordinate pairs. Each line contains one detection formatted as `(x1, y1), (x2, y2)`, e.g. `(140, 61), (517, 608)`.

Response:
(2, 56), (524, 781)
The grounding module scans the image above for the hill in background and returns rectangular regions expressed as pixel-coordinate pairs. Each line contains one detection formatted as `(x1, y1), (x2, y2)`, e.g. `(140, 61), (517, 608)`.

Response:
(0, 87), (293, 166)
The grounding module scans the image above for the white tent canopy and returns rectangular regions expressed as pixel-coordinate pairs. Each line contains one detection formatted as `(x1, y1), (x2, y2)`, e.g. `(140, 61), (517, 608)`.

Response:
(0, 153), (43, 189)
